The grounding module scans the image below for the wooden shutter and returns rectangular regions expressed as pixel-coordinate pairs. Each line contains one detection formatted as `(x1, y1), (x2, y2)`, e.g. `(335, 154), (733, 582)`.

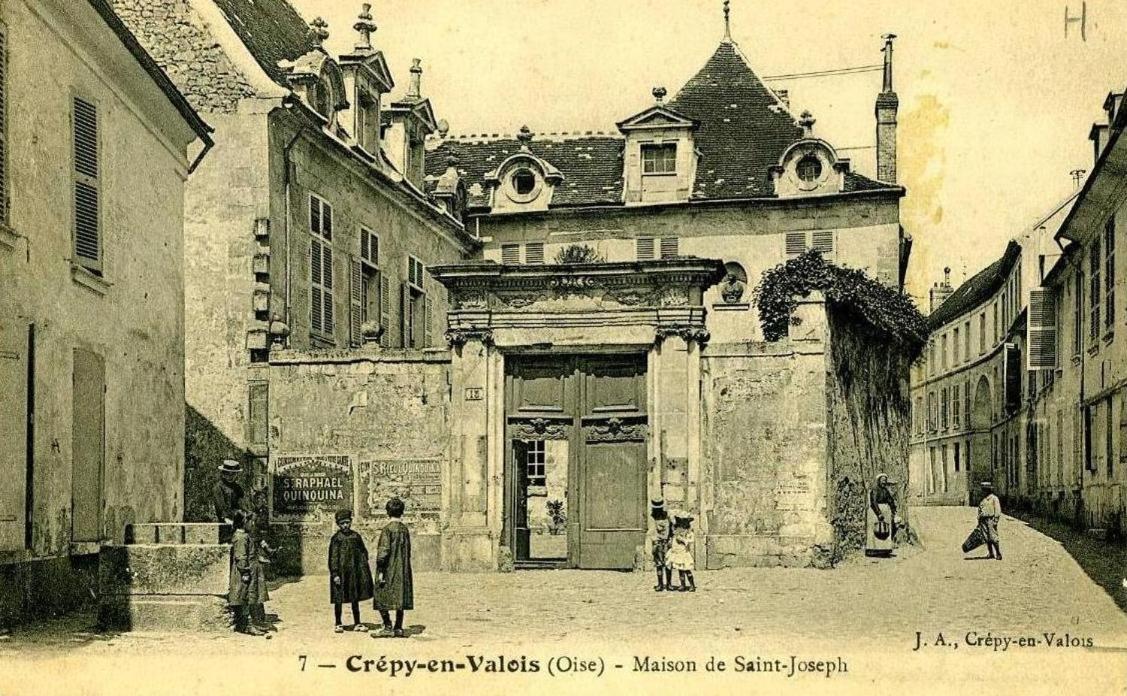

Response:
(636, 237), (654, 260)
(812, 230), (834, 255)
(0, 22), (8, 226)
(401, 281), (412, 348)
(0, 320), (27, 551)
(423, 295), (433, 347)
(1027, 288), (1057, 370)
(350, 258), (363, 347)
(502, 244), (520, 264)
(659, 237), (679, 258)
(380, 274), (391, 347)
(785, 231), (806, 256)
(322, 244), (334, 334)
(310, 240), (323, 334)
(73, 97), (101, 272)
(525, 242), (544, 265)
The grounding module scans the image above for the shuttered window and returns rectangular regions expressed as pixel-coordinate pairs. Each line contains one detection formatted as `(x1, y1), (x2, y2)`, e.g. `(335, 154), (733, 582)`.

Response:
(636, 237), (655, 260)
(525, 242), (544, 265)
(1090, 240), (1101, 340)
(1027, 287), (1057, 370)
(360, 228), (379, 266)
(379, 274), (391, 347)
(785, 231), (806, 257)
(0, 23), (8, 226)
(501, 244), (520, 265)
(659, 237), (679, 258)
(1105, 216), (1115, 330)
(402, 256), (427, 348)
(72, 97), (101, 273)
(350, 258), (364, 347)
(309, 194), (334, 337)
(407, 255), (425, 290)
(812, 230), (834, 255)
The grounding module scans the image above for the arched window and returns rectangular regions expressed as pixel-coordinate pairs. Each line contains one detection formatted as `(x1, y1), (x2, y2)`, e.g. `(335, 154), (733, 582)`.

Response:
(796, 154), (822, 182)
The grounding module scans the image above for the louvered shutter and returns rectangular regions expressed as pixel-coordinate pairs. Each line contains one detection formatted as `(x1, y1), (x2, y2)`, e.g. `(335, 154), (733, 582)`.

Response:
(659, 237), (679, 258)
(322, 200), (333, 240)
(350, 258), (363, 346)
(423, 295), (433, 347)
(380, 274), (391, 347)
(360, 230), (370, 263)
(785, 231), (807, 257)
(401, 281), (412, 347)
(0, 23), (7, 226)
(502, 244), (520, 264)
(73, 97), (101, 272)
(1027, 288), (1058, 370)
(525, 242), (544, 265)
(322, 245), (334, 334)
(636, 237), (655, 260)
(310, 240), (323, 334)
(812, 230), (834, 255)
(310, 196), (321, 234)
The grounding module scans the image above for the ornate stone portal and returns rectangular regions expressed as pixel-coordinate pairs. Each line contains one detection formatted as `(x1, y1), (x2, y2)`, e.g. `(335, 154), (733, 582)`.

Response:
(430, 258), (724, 571)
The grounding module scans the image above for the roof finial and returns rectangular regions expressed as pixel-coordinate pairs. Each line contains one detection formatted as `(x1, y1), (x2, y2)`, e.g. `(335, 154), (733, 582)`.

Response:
(353, 3), (378, 52)
(881, 33), (897, 93)
(652, 86), (667, 105)
(723, 0), (732, 41)
(798, 110), (816, 137)
(517, 125), (533, 152)
(310, 17), (330, 48)
(407, 58), (423, 98)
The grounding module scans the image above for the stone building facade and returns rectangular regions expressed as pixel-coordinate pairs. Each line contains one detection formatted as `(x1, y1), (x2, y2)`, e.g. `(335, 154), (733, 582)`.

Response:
(0, 0), (211, 624)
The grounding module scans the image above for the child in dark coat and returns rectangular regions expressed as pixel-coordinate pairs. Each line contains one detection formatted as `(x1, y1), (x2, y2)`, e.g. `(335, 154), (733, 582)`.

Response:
(329, 508), (374, 633)
(372, 497), (413, 639)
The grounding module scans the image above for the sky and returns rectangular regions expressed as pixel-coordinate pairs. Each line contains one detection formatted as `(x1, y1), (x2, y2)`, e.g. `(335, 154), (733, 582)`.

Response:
(293, 0), (1127, 303)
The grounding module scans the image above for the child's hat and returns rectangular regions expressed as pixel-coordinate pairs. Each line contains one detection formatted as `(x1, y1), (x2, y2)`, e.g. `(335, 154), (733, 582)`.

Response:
(335, 509), (353, 523)
(650, 497), (665, 509)
(671, 509), (694, 522)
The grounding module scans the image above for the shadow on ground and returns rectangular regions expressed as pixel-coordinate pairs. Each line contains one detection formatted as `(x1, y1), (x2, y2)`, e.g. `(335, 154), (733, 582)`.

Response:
(1012, 511), (1127, 614)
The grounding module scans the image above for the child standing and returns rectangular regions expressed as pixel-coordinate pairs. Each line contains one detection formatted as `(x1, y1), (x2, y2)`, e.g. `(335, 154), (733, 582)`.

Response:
(649, 498), (673, 592)
(667, 510), (696, 592)
(227, 511), (269, 635)
(372, 497), (413, 638)
(329, 509), (374, 633)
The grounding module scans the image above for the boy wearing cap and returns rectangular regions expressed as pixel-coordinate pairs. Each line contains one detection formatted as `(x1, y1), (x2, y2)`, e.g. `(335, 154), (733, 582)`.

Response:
(329, 508), (375, 632)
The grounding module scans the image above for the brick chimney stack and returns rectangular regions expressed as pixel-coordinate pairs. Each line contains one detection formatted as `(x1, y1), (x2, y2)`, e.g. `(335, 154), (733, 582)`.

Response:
(875, 34), (899, 183)
(929, 266), (953, 314)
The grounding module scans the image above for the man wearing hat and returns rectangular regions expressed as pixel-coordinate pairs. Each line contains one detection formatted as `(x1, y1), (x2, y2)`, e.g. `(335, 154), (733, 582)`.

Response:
(649, 498), (673, 591)
(977, 482), (1003, 560)
(213, 459), (247, 543)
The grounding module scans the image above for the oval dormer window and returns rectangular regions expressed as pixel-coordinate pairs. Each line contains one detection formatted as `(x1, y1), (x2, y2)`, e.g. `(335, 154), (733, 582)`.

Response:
(797, 155), (822, 182)
(310, 78), (332, 119)
(505, 167), (542, 203)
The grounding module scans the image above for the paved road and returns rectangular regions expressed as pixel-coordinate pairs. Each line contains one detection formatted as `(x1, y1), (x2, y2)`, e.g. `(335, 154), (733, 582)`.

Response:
(2, 507), (1125, 695)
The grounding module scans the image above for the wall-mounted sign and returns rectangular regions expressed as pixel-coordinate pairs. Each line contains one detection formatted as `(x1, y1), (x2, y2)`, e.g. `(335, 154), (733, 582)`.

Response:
(464, 387), (484, 401)
(272, 455), (352, 519)
(359, 458), (442, 516)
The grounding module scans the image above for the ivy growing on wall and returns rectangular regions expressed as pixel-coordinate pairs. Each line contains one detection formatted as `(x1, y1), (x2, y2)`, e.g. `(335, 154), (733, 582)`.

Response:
(753, 250), (928, 359)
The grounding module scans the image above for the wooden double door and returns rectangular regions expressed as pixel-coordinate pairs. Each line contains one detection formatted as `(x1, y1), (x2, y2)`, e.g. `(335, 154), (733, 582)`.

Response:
(504, 354), (648, 570)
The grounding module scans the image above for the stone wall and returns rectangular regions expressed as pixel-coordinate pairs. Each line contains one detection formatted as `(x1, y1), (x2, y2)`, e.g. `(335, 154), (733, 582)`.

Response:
(262, 350), (452, 575)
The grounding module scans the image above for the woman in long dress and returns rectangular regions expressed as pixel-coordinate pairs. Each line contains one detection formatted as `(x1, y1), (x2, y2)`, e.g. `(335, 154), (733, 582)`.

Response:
(865, 473), (898, 557)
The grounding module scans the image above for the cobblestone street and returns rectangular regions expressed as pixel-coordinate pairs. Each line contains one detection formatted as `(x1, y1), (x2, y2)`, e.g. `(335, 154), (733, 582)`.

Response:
(3, 507), (1126, 695)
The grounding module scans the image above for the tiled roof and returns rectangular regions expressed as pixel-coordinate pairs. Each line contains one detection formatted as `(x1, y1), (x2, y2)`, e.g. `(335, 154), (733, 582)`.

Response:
(428, 39), (896, 210)
(211, 0), (318, 85)
(927, 241), (1021, 330)
(427, 134), (625, 209)
(667, 41), (804, 199)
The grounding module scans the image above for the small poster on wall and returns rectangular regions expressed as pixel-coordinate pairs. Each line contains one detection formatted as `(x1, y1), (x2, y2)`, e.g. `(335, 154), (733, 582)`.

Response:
(271, 455), (353, 521)
(358, 458), (442, 518)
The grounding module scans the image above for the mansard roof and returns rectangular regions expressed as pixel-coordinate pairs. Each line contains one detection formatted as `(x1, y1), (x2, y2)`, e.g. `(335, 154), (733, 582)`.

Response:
(426, 39), (896, 211)
(211, 0), (318, 86)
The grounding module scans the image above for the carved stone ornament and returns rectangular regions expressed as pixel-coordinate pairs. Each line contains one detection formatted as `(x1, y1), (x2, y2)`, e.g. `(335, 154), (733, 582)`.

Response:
(508, 417), (569, 440)
(457, 289), (489, 310)
(607, 287), (656, 306)
(550, 276), (597, 291)
(654, 324), (711, 346)
(657, 287), (690, 307)
(583, 417), (648, 442)
(720, 275), (746, 304)
(444, 327), (494, 347)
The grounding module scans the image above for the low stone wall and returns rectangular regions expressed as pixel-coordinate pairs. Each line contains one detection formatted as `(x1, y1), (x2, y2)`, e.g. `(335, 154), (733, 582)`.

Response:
(0, 554), (100, 629)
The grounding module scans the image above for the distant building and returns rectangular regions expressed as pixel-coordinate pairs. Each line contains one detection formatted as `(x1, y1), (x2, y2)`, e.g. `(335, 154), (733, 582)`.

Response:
(0, 0), (211, 624)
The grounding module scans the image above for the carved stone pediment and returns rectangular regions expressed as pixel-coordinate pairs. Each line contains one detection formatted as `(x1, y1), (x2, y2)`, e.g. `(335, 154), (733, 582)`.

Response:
(582, 416), (648, 442)
(508, 417), (570, 441)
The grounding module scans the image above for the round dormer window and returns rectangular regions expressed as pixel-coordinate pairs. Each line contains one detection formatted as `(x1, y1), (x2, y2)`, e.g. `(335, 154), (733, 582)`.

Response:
(797, 155), (823, 182)
(505, 167), (542, 203)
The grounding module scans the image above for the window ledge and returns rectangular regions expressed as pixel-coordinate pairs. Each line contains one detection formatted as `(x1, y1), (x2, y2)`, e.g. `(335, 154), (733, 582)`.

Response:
(712, 302), (750, 312)
(1087, 344), (1100, 358)
(1071, 354), (1082, 366)
(1103, 330), (1115, 345)
(642, 171), (678, 177)
(71, 264), (110, 296)
(0, 224), (21, 251)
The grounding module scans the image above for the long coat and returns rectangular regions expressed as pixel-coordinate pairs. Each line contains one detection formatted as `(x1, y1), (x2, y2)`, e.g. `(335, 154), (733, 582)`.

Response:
(228, 529), (269, 607)
(373, 521), (413, 611)
(328, 529), (374, 604)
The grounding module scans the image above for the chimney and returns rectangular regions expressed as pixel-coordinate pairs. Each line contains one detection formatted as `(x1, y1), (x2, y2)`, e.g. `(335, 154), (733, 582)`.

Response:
(775, 89), (790, 109)
(352, 3), (378, 53)
(929, 266), (953, 313)
(407, 58), (423, 100)
(875, 33), (899, 183)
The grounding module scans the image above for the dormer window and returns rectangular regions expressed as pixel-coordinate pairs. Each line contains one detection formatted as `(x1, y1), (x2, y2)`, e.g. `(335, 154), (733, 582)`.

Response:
(503, 166), (543, 204)
(797, 155), (822, 182)
(642, 143), (677, 175)
(512, 170), (537, 195)
(310, 78), (332, 118)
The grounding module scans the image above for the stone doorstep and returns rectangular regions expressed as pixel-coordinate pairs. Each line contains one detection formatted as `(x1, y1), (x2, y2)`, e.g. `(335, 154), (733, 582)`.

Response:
(99, 594), (230, 633)
(99, 544), (230, 597)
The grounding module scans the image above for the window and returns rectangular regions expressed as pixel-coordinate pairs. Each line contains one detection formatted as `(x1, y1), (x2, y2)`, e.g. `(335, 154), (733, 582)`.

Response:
(525, 242), (545, 265)
(941, 444), (949, 492)
(928, 448), (936, 494)
(927, 391), (936, 432)
(1105, 216), (1115, 330)
(402, 255), (429, 348)
(309, 195), (334, 337)
(954, 442), (961, 473)
(512, 169), (536, 195)
(796, 155), (822, 182)
(964, 321), (971, 362)
(785, 230), (834, 257)
(351, 229), (381, 348)
(964, 381), (971, 431)
(915, 396), (923, 435)
(526, 440), (546, 486)
(811, 230), (834, 255)
(941, 334), (948, 370)
(1090, 239), (1102, 340)
(953, 328), (960, 365)
(73, 96), (101, 273)
(953, 385), (961, 429)
(641, 143), (677, 174)
(941, 387), (949, 430)
(659, 237), (679, 258)
(1073, 273), (1083, 355)
(310, 78), (332, 118)
(360, 228), (379, 266)
(636, 237), (655, 260)
(1107, 398), (1115, 479)
(993, 302), (999, 344)
(501, 244), (520, 264)
(979, 313), (986, 354)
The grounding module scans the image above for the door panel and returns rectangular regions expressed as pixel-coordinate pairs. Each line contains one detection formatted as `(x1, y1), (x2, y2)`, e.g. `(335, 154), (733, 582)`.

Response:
(509, 356), (571, 415)
(0, 322), (27, 551)
(72, 348), (105, 543)
(581, 357), (645, 415)
(579, 440), (646, 569)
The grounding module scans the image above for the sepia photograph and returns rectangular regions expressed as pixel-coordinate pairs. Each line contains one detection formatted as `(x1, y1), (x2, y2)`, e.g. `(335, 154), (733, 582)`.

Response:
(0, 0), (1126, 693)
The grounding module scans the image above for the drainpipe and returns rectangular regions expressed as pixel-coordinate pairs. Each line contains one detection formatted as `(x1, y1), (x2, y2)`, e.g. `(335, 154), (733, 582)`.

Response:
(281, 109), (308, 339)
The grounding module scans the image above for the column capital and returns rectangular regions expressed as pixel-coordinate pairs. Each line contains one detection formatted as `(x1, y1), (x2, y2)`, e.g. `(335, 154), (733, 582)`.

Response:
(654, 323), (710, 346)
(444, 327), (494, 348)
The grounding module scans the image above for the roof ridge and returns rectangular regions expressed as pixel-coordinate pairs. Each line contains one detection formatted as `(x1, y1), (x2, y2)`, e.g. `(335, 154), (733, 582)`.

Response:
(430, 130), (624, 142)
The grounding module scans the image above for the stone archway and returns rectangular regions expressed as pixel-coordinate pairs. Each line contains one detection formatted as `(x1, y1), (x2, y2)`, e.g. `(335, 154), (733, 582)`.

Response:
(968, 375), (993, 505)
